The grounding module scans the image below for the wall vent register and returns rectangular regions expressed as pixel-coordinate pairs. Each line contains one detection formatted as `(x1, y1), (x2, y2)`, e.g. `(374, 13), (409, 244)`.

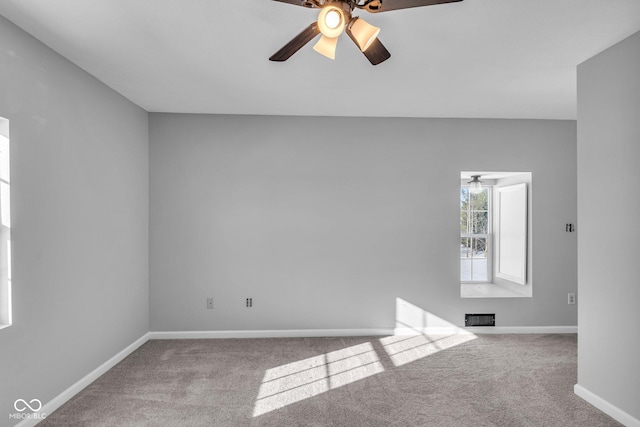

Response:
(465, 313), (495, 327)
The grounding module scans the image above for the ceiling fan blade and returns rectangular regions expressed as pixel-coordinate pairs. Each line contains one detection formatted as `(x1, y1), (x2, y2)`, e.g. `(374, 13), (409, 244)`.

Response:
(271, 0), (318, 8)
(269, 22), (321, 62)
(362, 0), (462, 13)
(360, 38), (391, 65)
(345, 23), (390, 65)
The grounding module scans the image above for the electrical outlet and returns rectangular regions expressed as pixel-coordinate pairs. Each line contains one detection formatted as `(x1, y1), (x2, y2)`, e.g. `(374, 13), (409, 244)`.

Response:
(207, 298), (214, 309)
(568, 293), (576, 305)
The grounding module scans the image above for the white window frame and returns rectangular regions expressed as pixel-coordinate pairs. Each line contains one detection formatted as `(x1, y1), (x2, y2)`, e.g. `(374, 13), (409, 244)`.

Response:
(0, 117), (10, 329)
(460, 185), (492, 284)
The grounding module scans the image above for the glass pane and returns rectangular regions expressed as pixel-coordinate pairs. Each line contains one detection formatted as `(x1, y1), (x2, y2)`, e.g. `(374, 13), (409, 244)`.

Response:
(470, 211), (489, 234)
(471, 188), (489, 210)
(460, 238), (472, 259)
(462, 186), (490, 234)
(461, 259), (472, 282)
(460, 184), (491, 283)
(460, 187), (470, 233)
(473, 237), (487, 259)
(461, 210), (468, 234)
(472, 259), (488, 281)
(460, 187), (470, 210)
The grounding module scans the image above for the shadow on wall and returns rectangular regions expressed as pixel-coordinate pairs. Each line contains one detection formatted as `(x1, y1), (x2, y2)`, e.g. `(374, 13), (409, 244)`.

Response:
(252, 298), (476, 417)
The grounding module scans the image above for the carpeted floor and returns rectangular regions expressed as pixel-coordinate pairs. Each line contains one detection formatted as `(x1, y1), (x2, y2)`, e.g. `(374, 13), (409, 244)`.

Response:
(40, 334), (621, 426)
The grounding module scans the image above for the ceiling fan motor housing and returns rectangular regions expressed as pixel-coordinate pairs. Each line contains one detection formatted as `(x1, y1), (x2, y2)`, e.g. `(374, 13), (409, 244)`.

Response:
(303, 0), (361, 14)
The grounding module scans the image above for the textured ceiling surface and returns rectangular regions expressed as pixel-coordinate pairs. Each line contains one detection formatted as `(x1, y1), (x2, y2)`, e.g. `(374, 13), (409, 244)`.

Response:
(1, 0), (639, 119)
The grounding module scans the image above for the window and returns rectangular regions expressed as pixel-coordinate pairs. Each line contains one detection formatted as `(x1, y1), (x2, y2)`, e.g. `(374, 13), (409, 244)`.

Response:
(0, 116), (10, 329)
(460, 172), (531, 298)
(460, 186), (491, 282)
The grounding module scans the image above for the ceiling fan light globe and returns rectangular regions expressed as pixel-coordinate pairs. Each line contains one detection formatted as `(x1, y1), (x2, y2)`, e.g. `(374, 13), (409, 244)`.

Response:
(468, 175), (484, 194)
(325, 10), (341, 29)
(350, 17), (380, 52)
(469, 183), (483, 194)
(313, 35), (339, 59)
(317, 5), (345, 38)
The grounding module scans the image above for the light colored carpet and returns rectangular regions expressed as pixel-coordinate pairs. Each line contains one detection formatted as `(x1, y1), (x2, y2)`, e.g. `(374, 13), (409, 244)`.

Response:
(39, 334), (621, 426)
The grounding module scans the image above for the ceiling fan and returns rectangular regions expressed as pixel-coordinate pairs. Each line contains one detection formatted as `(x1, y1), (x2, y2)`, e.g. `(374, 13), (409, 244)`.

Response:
(269, 0), (463, 65)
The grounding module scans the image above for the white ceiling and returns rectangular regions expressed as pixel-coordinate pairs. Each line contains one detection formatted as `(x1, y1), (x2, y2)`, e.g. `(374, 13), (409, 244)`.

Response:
(1, 0), (639, 119)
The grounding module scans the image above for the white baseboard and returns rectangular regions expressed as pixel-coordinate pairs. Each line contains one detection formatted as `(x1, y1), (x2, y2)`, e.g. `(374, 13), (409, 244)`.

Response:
(464, 326), (577, 334)
(574, 384), (640, 427)
(394, 326), (576, 335)
(149, 326), (576, 340)
(148, 328), (394, 339)
(15, 333), (150, 427)
(393, 327), (473, 335)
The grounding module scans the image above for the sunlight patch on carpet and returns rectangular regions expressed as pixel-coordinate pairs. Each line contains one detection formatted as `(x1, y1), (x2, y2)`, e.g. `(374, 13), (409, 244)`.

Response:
(380, 333), (477, 367)
(253, 342), (384, 417)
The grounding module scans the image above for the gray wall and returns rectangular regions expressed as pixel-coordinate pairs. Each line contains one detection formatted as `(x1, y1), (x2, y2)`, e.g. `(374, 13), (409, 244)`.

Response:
(0, 16), (149, 426)
(150, 114), (577, 331)
(577, 31), (640, 421)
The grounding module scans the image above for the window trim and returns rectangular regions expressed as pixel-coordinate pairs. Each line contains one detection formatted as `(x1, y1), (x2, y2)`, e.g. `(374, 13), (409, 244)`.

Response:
(460, 172), (532, 299)
(460, 185), (493, 284)
(0, 117), (10, 329)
